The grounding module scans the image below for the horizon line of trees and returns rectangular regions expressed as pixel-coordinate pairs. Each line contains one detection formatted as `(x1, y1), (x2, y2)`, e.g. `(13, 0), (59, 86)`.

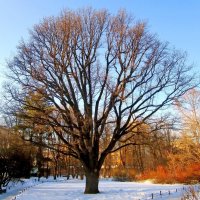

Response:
(1, 89), (200, 192)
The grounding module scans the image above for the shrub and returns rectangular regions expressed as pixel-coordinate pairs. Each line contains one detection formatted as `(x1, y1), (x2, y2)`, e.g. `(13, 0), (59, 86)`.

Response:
(182, 186), (200, 200)
(112, 167), (136, 181)
(139, 163), (200, 184)
(0, 150), (33, 192)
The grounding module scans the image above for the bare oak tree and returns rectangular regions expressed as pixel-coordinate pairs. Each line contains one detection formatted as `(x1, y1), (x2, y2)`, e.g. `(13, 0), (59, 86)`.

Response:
(5, 8), (195, 193)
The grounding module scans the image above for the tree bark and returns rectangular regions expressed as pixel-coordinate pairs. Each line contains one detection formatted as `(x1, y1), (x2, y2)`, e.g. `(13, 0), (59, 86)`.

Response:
(84, 171), (99, 194)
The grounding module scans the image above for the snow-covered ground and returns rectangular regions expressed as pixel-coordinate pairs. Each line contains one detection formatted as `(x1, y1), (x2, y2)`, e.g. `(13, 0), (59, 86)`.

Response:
(0, 178), (195, 200)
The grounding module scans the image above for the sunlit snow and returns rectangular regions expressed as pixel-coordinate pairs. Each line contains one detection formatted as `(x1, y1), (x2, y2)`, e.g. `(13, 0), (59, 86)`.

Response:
(0, 178), (192, 200)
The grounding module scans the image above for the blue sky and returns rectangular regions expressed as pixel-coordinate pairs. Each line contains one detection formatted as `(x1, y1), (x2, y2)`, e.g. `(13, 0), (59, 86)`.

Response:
(0, 0), (200, 88)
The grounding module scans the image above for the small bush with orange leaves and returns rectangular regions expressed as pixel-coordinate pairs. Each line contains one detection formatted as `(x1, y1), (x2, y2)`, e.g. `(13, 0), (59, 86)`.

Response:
(138, 165), (175, 184)
(138, 163), (200, 184)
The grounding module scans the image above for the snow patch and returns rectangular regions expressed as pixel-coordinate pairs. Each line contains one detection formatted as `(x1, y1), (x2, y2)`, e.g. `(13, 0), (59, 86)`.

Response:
(0, 177), (194, 200)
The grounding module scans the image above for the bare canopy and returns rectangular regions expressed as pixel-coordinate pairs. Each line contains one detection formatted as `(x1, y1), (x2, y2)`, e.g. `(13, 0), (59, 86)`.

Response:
(5, 8), (195, 193)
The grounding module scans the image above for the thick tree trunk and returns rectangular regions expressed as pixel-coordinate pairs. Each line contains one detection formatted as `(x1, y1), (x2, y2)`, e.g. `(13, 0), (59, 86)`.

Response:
(84, 171), (99, 194)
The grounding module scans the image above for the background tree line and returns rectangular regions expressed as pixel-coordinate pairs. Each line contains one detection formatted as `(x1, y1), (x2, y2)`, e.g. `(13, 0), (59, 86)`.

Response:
(2, 89), (200, 185)
(1, 89), (200, 192)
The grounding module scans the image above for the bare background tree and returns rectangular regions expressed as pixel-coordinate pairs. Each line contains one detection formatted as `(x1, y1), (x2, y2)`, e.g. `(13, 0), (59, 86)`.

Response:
(4, 8), (195, 193)
(176, 89), (200, 144)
